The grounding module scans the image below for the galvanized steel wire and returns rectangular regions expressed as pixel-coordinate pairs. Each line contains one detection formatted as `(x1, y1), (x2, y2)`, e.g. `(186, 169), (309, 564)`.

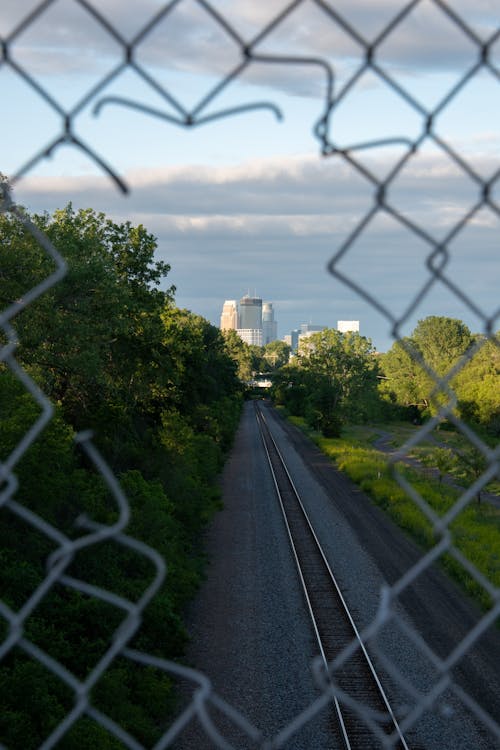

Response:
(1, 0), (499, 747)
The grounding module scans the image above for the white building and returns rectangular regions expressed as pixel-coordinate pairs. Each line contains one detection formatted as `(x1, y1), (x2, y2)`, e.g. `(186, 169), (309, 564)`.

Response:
(337, 320), (360, 333)
(237, 328), (263, 347)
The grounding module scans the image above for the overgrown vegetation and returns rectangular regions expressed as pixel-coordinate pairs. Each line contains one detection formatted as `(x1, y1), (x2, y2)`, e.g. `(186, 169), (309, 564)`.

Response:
(288, 416), (500, 611)
(2, 199), (499, 746)
(271, 316), (499, 440)
(0, 206), (243, 748)
(271, 328), (385, 435)
(274, 319), (498, 611)
(379, 316), (500, 436)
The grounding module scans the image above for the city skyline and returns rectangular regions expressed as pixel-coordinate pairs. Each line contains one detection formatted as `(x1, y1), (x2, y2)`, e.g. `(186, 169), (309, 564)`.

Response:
(220, 293), (278, 347)
(220, 293), (362, 351)
(3, 1), (498, 354)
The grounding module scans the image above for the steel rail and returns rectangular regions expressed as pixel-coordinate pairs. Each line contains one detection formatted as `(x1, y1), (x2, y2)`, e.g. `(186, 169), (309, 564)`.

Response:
(255, 404), (351, 750)
(255, 402), (410, 750)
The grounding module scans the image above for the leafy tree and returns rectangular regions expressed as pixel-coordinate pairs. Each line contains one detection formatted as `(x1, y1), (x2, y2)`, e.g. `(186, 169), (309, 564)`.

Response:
(379, 338), (424, 410)
(453, 447), (488, 504)
(262, 340), (290, 371)
(421, 447), (457, 484)
(1, 206), (173, 445)
(160, 306), (241, 438)
(272, 329), (380, 434)
(412, 316), (473, 376)
(0, 205), (243, 747)
(380, 319), (499, 427)
(455, 334), (500, 434)
(221, 330), (264, 381)
(297, 329), (379, 422)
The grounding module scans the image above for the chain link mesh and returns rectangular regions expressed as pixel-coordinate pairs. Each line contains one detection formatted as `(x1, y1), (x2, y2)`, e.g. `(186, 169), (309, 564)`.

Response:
(1, 1), (499, 747)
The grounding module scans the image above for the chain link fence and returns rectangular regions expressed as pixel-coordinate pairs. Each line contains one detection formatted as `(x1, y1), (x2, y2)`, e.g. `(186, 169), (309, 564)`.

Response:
(1, 0), (499, 747)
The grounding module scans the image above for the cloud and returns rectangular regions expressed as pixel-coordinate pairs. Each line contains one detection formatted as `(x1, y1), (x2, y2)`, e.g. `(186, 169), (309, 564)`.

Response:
(13, 146), (498, 351)
(2, 0), (496, 94)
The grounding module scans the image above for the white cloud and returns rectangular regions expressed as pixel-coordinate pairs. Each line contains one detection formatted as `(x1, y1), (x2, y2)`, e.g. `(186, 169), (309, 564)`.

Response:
(2, 0), (496, 88)
(13, 145), (497, 351)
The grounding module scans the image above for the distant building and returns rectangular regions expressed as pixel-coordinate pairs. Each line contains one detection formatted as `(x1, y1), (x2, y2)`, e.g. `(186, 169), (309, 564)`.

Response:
(300, 323), (325, 335)
(283, 329), (300, 354)
(262, 302), (278, 345)
(219, 294), (279, 347)
(337, 320), (360, 334)
(298, 323), (325, 347)
(237, 328), (263, 347)
(220, 300), (238, 331)
(239, 295), (262, 330)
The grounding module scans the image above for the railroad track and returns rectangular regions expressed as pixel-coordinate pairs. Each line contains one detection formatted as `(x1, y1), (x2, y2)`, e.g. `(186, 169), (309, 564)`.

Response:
(255, 402), (410, 750)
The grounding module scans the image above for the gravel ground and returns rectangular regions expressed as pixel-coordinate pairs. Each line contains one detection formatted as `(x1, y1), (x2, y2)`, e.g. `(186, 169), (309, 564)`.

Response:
(175, 402), (500, 749)
(175, 401), (334, 749)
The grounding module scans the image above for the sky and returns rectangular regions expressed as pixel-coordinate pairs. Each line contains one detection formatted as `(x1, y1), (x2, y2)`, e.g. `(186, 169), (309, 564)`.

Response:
(2, 0), (499, 352)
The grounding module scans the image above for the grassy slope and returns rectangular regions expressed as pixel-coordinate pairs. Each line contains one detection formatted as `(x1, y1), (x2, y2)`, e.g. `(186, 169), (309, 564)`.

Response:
(287, 415), (500, 610)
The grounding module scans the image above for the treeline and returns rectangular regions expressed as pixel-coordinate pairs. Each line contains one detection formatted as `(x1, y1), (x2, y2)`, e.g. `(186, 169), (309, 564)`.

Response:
(379, 316), (500, 435)
(0, 206), (243, 748)
(223, 331), (291, 380)
(268, 317), (499, 438)
(271, 329), (381, 435)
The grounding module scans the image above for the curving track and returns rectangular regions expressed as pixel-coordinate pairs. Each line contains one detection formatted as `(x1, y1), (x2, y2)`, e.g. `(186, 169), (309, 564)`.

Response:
(255, 401), (409, 749)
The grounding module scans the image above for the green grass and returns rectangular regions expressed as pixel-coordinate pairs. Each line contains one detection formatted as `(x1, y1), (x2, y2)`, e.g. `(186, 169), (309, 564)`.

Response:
(289, 416), (500, 610)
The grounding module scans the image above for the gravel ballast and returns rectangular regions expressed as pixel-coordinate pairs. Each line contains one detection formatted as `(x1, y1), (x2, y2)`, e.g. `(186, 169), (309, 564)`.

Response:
(177, 402), (500, 749)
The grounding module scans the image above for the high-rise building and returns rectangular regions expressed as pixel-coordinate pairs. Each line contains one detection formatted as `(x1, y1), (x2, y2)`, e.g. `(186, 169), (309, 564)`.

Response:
(262, 302), (278, 345)
(219, 294), (278, 348)
(238, 295), (262, 330)
(220, 300), (238, 330)
(284, 329), (300, 353)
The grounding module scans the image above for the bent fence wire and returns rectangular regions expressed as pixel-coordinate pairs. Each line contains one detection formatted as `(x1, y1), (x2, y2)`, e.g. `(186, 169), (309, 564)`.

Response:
(1, 0), (499, 747)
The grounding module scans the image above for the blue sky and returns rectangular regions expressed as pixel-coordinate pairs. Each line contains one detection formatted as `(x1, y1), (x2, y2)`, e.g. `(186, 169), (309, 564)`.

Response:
(2, 0), (499, 351)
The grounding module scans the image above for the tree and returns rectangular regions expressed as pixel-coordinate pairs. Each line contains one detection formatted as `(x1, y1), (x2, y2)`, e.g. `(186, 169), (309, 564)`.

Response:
(421, 447), (457, 484)
(221, 330), (265, 381)
(379, 338), (427, 414)
(1, 205), (174, 442)
(454, 334), (500, 434)
(160, 306), (242, 448)
(412, 316), (473, 376)
(0, 205), (244, 746)
(379, 317), (476, 419)
(297, 329), (379, 422)
(262, 340), (290, 371)
(454, 447), (488, 504)
(272, 328), (380, 434)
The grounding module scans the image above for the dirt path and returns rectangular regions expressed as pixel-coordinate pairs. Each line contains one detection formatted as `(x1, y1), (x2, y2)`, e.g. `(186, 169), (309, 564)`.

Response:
(371, 427), (500, 509)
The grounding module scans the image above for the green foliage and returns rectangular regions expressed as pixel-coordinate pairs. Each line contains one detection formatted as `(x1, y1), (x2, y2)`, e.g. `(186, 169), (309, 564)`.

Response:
(420, 447), (457, 483)
(0, 656), (73, 749)
(262, 340), (290, 370)
(0, 205), (243, 747)
(455, 335), (500, 434)
(221, 329), (265, 382)
(412, 316), (472, 375)
(271, 328), (381, 434)
(380, 319), (499, 430)
(378, 338), (423, 409)
(295, 419), (500, 611)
